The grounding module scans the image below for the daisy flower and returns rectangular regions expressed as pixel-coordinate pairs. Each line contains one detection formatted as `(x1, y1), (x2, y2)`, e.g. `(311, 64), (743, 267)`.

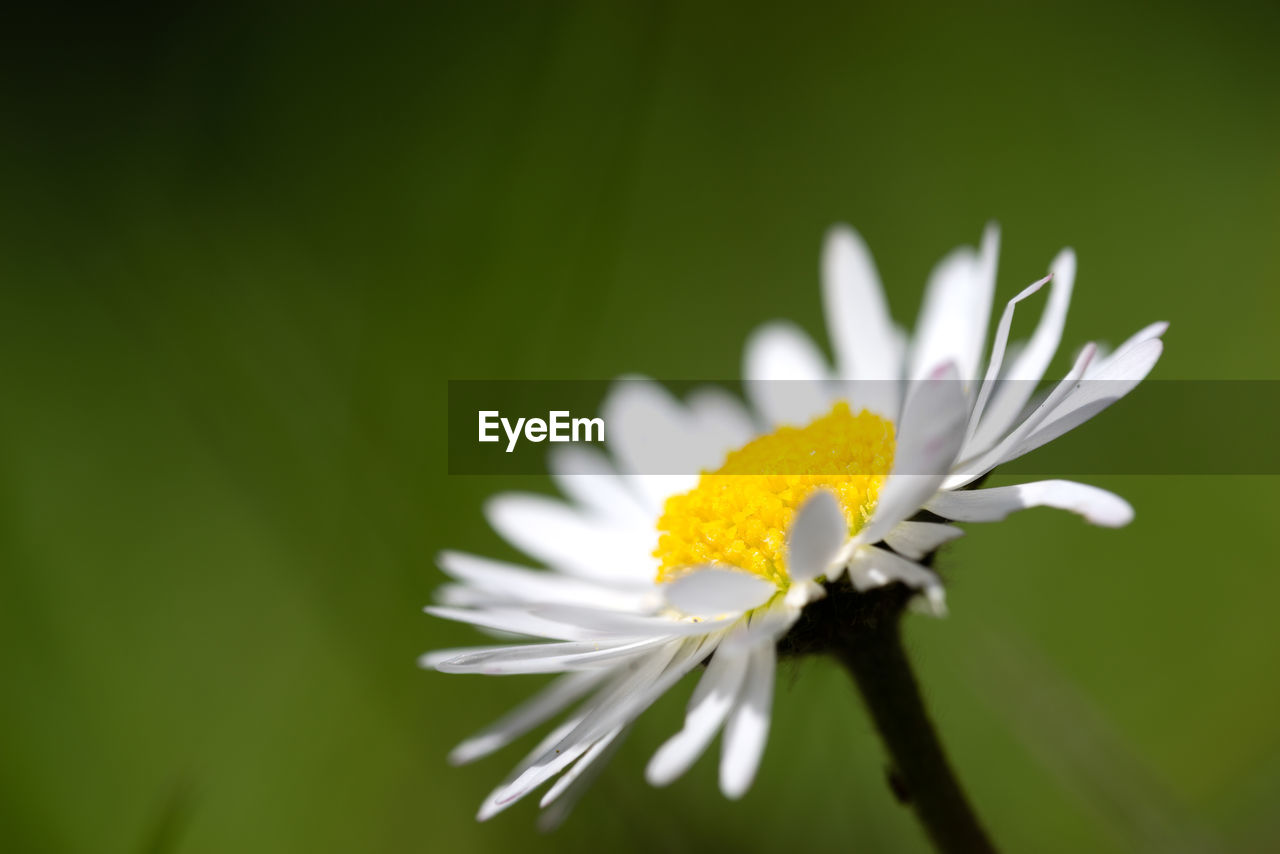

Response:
(424, 224), (1165, 828)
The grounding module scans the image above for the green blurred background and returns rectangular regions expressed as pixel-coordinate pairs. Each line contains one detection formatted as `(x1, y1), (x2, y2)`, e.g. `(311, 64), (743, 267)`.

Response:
(2, 1), (1279, 851)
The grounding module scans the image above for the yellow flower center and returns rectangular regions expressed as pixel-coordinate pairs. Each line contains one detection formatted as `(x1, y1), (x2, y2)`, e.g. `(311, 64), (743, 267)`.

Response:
(654, 402), (895, 587)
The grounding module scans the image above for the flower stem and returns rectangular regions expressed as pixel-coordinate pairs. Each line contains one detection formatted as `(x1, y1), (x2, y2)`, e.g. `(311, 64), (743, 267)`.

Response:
(833, 596), (997, 854)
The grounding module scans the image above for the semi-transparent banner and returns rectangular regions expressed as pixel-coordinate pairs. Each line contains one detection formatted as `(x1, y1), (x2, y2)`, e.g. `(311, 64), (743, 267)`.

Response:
(446, 380), (1280, 475)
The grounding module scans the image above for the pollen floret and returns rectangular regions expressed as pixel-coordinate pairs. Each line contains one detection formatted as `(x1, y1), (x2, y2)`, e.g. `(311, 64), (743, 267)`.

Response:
(654, 402), (895, 586)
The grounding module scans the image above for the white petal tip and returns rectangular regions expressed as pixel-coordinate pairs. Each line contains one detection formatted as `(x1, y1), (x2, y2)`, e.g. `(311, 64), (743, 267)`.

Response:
(905, 586), (948, 618)
(716, 773), (752, 804)
(644, 758), (677, 788)
(1065, 484), (1135, 527)
(825, 222), (856, 242)
(1087, 501), (1134, 528)
(447, 745), (480, 767)
(720, 776), (752, 801)
(419, 647), (470, 670)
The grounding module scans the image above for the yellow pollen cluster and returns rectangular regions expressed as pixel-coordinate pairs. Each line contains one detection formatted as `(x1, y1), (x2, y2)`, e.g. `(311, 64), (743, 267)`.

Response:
(654, 402), (895, 587)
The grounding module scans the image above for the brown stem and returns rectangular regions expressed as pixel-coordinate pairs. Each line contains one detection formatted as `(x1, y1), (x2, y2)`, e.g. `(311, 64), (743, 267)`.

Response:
(832, 597), (997, 854)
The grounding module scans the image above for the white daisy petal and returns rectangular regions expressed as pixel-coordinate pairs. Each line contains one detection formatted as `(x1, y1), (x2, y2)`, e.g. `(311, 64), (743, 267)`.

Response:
(719, 643), (776, 800)
(487, 637), (713, 817)
(847, 547), (947, 616)
(540, 725), (627, 808)
(663, 568), (779, 617)
(600, 377), (706, 510)
(424, 605), (600, 642)
(477, 644), (685, 818)
(548, 445), (652, 527)
(1013, 248), (1077, 382)
(434, 580), (653, 613)
(847, 546), (941, 591)
(821, 224), (903, 415)
(908, 224), (999, 384)
(437, 551), (654, 611)
(965, 273), (1053, 450)
(858, 362), (968, 544)
(787, 488), (850, 581)
(1010, 336), (1164, 462)
(970, 249), (1077, 452)
(961, 324), (1165, 482)
(478, 729), (596, 820)
(435, 582), (520, 609)
(448, 671), (607, 765)
(743, 321), (835, 427)
(485, 493), (656, 583)
(685, 386), (759, 457)
(568, 637), (712, 746)
(529, 604), (737, 638)
(1090, 321), (1169, 368)
(646, 646), (750, 786)
(476, 710), (591, 821)
(434, 637), (669, 675)
(419, 646), (490, 669)
(715, 601), (804, 655)
(883, 521), (964, 560)
(927, 479), (1134, 527)
(536, 725), (631, 831)
(945, 342), (1098, 489)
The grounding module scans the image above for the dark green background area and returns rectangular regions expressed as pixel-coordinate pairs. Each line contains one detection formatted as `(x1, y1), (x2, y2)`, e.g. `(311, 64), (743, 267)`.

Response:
(2, 2), (1278, 852)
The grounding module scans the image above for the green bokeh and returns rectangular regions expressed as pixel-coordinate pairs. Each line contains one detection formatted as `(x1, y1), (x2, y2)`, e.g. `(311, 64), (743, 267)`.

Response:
(2, 2), (1278, 852)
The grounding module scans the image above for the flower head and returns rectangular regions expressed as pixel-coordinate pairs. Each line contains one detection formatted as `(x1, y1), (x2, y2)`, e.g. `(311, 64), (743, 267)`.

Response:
(424, 224), (1165, 826)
